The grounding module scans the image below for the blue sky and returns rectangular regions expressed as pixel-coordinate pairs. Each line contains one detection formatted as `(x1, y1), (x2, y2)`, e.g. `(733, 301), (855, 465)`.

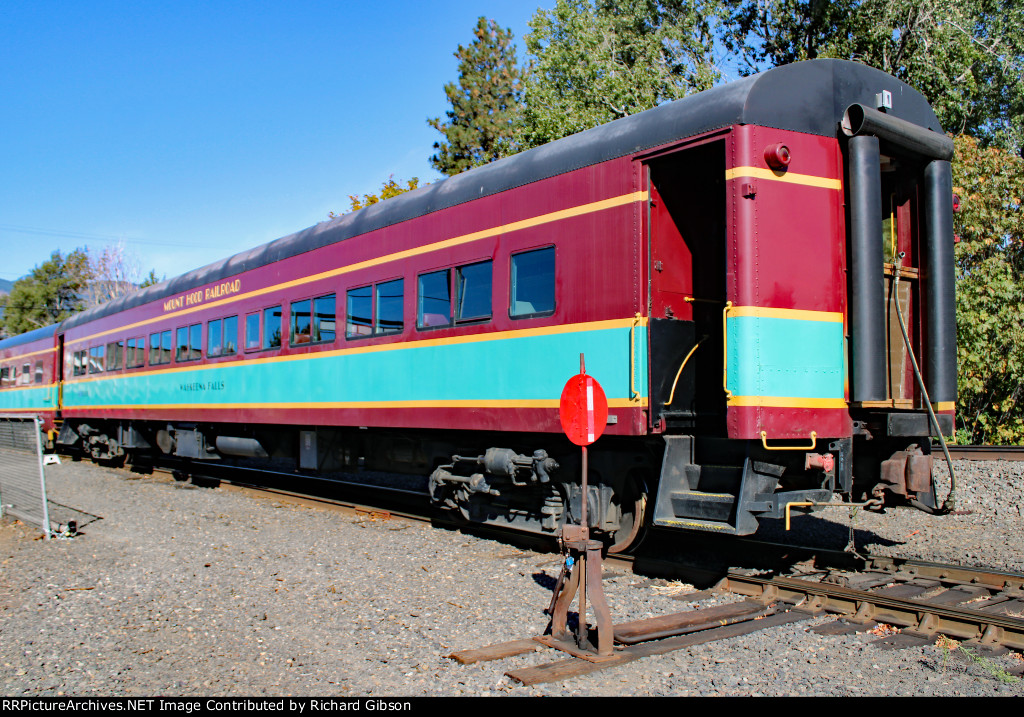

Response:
(1, 1), (540, 284)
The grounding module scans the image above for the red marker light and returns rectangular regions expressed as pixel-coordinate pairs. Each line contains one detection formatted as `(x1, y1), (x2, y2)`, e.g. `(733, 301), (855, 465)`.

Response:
(764, 143), (791, 170)
(951, 193), (961, 212)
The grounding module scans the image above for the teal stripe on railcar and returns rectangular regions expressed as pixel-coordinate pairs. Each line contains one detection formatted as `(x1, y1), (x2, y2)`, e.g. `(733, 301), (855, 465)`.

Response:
(0, 385), (58, 412)
(62, 325), (649, 408)
(726, 315), (844, 399)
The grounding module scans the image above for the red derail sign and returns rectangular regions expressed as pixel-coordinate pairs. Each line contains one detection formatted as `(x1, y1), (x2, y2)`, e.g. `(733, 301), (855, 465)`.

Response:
(559, 373), (609, 447)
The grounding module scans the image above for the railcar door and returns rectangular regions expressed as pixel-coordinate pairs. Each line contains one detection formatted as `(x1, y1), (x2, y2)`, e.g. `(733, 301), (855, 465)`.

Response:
(645, 139), (727, 435)
(56, 334), (64, 419)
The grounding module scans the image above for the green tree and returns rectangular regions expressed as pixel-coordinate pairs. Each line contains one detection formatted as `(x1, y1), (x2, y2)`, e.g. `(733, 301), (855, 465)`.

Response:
(139, 269), (162, 289)
(1, 249), (91, 335)
(722, 0), (1023, 151)
(720, 0), (856, 67)
(952, 135), (1024, 442)
(518, 0), (722, 149)
(428, 17), (522, 175)
(329, 176), (423, 218)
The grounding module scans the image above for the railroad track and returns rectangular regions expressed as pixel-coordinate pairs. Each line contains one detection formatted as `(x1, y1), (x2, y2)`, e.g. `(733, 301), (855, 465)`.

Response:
(610, 545), (1024, 652)
(942, 445), (1024, 461)
(128, 456), (1024, 685)
(135, 458), (556, 553)
(454, 551), (1024, 685)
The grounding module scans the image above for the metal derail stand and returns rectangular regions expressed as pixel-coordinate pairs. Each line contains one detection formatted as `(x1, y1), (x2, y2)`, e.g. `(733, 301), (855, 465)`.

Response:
(539, 525), (615, 661)
(536, 435), (616, 661)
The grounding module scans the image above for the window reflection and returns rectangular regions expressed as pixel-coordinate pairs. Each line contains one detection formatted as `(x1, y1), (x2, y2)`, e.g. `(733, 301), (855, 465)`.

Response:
(510, 247), (555, 318)
(417, 270), (450, 328)
(263, 307), (282, 349)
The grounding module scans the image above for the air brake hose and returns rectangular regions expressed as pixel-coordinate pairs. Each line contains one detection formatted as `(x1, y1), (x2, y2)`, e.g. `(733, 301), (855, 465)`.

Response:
(892, 253), (957, 514)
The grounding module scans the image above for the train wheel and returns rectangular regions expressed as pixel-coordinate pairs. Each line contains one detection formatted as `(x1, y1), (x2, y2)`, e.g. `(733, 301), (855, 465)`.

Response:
(607, 477), (648, 553)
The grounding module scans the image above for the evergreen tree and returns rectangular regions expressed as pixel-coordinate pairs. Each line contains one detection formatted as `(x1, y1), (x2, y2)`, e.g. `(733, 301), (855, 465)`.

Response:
(1, 249), (91, 335)
(517, 0), (722, 150)
(427, 17), (522, 175)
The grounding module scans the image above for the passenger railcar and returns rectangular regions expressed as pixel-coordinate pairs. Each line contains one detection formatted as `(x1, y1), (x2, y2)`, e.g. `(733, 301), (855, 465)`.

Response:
(0, 60), (957, 548)
(0, 325), (59, 434)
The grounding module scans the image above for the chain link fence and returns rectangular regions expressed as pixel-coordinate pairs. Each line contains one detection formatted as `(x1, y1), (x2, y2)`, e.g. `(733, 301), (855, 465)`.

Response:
(0, 415), (52, 538)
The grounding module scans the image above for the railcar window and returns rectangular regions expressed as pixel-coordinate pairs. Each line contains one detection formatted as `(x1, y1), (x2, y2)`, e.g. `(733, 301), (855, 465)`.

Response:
(0, 367), (8, 387)
(190, 324), (202, 360)
(245, 313), (260, 351)
(223, 315), (238, 355)
(176, 328), (187, 361)
(376, 281), (403, 335)
(208, 316), (238, 357)
(510, 247), (556, 318)
(72, 351), (85, 376)
(346, 286), (373, 338)
(88, 346), (104, 374)
(22, 363), (30, 384)
(160, 331), (172, 364)
(417, 270), (451, 329)
(290, 299), (312, 345)
(176, 324), (202, 361)
(126, 337), (146, 368)
(105, 341), (124, 371)
(34, 361), (43, 384)
(456, 261), (492, 322)
(263, 307), (282, 349)
(313, 294), (336, 343)
(208, 318), (223, 356)
(149, 332), (173, 366)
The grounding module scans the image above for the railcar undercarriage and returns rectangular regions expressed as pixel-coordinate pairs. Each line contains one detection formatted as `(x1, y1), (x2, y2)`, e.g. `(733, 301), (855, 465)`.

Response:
(55, 419), (656, 550)
(54, 412), (947, 550)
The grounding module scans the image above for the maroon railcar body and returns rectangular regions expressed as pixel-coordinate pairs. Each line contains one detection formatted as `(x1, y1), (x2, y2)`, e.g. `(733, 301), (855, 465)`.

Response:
(0, 60), (957, 543)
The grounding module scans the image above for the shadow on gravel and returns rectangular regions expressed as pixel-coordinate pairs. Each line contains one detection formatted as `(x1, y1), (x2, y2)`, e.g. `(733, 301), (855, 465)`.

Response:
(531, 571), (558, 591)
(754, 514), (905, 553)
(45, 499), (103, 536)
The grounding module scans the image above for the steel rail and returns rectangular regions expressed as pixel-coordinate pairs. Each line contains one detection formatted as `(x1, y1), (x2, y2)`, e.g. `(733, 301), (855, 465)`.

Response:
(940, 445), (1024, 461)
(864, 554), (1024, 589)
(722, 561), (1024, 650)
(137, 460), (562, 552)
(143, 463), (435, 523)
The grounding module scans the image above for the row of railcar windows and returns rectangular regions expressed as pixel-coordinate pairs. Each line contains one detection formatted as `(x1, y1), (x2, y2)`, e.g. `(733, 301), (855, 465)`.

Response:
(0, 361), (44, 388)
(68, 245), (555, 375)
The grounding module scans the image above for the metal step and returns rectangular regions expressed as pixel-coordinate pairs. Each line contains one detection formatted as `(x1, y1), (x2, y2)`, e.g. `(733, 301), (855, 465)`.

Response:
(669, 490), (736, 522)
(651, 515), (740, 535)
(654, 439), (786, 535)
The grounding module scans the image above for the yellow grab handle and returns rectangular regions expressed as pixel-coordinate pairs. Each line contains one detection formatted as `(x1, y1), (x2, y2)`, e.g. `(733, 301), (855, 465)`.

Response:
(629, 312), (641, 402)
(785, 501), (815, 530)
(760, 431), (817, 451)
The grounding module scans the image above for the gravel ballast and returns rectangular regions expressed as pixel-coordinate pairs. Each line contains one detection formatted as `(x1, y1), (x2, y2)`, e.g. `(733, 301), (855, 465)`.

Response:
(1, 457), (1022, 697)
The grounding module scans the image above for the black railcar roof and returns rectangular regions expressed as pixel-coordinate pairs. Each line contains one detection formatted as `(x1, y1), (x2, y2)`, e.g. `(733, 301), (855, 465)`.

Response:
(60, 59), (942, 332)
